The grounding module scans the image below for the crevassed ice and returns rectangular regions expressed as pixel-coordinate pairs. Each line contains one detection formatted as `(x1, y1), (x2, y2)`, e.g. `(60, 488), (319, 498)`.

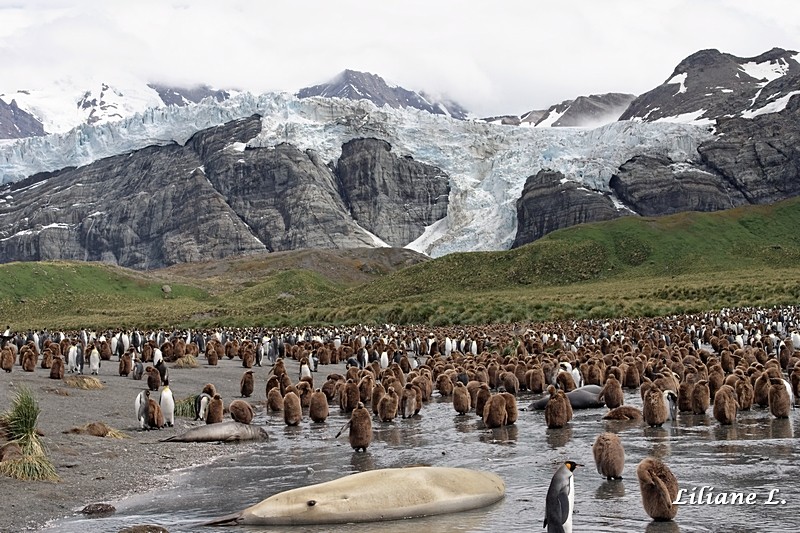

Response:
(0, 92), (713, 256)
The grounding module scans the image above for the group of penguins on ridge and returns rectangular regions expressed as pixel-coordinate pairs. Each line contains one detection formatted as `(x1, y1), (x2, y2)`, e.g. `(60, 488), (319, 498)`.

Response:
(2, 305), (800, 531)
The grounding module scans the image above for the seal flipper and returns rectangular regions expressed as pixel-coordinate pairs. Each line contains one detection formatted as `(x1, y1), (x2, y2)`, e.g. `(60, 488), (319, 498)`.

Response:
(200, 512), (244, 527)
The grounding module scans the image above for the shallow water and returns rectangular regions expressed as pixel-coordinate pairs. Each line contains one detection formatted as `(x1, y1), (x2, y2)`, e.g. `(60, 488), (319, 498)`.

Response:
(46, 390), (800, 533)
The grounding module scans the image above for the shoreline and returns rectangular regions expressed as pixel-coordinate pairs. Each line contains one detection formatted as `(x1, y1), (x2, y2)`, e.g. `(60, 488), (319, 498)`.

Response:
(0, 354), (311, 532)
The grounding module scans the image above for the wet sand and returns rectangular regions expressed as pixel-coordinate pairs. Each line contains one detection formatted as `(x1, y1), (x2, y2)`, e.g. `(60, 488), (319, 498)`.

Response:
(0, 354), (312, 532)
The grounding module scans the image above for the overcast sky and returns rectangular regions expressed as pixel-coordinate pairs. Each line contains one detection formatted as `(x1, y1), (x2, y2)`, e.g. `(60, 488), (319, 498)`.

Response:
(1, 0), (799, 116)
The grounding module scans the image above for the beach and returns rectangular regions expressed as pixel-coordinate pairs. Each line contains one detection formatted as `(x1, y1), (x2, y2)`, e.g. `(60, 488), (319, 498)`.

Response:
(0, 352), (308, 532)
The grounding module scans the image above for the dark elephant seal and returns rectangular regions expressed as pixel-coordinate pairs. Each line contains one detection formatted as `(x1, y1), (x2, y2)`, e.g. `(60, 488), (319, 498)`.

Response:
(528, 384), (604, 410)
(161, 421), (268, 443)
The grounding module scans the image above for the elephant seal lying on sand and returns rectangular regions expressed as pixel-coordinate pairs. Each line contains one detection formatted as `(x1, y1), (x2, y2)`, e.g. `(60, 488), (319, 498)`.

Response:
(160, 421), (268, 443)
(528, 384), (605, 410)
(205, 466), (505, 526)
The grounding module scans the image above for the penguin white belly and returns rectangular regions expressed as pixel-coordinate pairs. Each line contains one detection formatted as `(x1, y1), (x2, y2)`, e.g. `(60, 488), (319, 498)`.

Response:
(564, 474), (574, 533)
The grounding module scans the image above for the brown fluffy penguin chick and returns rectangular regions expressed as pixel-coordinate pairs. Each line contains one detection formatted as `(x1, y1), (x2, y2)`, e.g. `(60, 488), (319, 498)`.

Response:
(377, 386), (399, 422)
(345, 402), (372, 452)
(482, 394), (508, 428)
(0, 347), (14, 372)
(768, 378), (791, 418)
(146, 398), (164, 429)
(146, 366), (161, 391)
(240, 370), (255, 398)
(119, 353), (132, 376)
(603, 405), (642, 420)
(453, 381), (471, 415)
(229, 399), (255, 424)
(642, 386), (668, 427)
(206, 394), (224, 424)
(474, 383), (491, 417)
(400, 383), (418, 419)
(340, 379), (360, 413)
(500, 391), (518, 425)
(678, 380), (695, 412)
(544, 385), (572, 429)
(371, 382), (386, 415)
(283, 391), (302, 426)
(735, 377), (754, 410)
(436, 373), (454, 397)
(201, 383), (217, 397)
(691, 380), (710, 415)
(593, 432), (625, 480)
(309, 389), (329, 423)
(599, 375), (624, 409)
(637, 457), (679, 521)
(49, 356), (65, 379)
(713, 384), (738, 425)
(267, 387), (284, 412)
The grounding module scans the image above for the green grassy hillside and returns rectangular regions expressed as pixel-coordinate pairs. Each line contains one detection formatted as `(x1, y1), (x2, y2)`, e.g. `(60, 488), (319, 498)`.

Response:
(1, 197), (799, 329)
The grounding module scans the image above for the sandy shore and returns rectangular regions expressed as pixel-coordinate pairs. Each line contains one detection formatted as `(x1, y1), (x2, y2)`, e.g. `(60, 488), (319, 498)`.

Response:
(0, 352), (312, 532)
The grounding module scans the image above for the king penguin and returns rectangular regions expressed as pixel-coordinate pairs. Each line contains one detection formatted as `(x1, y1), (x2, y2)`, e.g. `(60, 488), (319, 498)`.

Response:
(160, 385), (175, 427)
(544, 460), (582, 533)
(135, 390), (150, 430)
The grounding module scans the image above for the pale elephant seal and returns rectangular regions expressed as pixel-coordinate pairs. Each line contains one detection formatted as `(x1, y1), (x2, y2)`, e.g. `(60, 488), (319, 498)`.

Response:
(528, 384), (605, 410)
(205, 466), (505, 526)
(160, 421), (268, 443)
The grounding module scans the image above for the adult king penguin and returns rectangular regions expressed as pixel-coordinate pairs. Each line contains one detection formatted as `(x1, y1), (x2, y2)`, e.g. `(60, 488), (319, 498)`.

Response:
(160, 385), (175, 427)
(544, 461), (582, 533)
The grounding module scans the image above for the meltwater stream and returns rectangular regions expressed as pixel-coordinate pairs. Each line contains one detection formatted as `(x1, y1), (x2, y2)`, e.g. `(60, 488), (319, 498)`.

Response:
(45, 390), (799, 533)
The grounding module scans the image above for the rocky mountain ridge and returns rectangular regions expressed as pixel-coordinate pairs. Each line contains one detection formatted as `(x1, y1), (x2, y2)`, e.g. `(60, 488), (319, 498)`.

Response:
(621, 47), (800, 123)
(0, 115), (449, 269)
(0, 47), (798, 267)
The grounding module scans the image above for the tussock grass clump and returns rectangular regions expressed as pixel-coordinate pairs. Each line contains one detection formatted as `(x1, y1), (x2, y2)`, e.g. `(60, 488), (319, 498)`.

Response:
(173, 355), (198, 368)
(63, 375), (104, 390)
(175, 395), (198, 418)
(66, 422), (128, 439)
(0, 386), (59, 481)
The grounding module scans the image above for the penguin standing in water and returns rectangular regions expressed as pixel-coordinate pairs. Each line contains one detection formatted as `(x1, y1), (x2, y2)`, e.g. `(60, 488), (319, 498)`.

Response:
(160, 385), (175, 427)
(544, 461), (582, 533)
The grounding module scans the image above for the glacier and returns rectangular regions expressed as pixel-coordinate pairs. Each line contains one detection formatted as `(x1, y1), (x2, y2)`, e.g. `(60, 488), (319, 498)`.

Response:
(0, 92), (713, 257)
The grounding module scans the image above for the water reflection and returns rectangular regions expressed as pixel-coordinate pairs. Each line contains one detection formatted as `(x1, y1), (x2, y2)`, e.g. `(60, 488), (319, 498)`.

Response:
(595, 479), (626, 499)
(645, 520), (681, 533)
(546, 426), (573, 449)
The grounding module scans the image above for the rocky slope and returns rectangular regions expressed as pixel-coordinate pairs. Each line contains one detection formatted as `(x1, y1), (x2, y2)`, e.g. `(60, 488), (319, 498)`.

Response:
(620, 47), (800, 124)
(489, 93), (636, 128)
(0, 115), (449, 269)
(513, 91), (800, 247)
(297, 69), (468, 120)
(0, 98), (45, 139)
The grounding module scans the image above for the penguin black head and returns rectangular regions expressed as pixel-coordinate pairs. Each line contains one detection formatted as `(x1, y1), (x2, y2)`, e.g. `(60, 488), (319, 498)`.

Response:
(564, 461), (583, 471)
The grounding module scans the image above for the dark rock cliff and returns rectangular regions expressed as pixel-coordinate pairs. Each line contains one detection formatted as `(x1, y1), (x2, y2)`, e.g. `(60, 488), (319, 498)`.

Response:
(513, 94), (800, 247)
(0, 115), (449, 269)
(335, 138), (449, 247)
(512, 170), (625, 247)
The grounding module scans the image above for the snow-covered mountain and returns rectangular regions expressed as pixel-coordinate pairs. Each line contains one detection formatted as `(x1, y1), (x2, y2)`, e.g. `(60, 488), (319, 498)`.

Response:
(0, 92), (711, 258)
(297, 69), (469, 120)
(0, 75), (234, 137)
(482, 93), (636, 128)
(621, 47), (800, 124)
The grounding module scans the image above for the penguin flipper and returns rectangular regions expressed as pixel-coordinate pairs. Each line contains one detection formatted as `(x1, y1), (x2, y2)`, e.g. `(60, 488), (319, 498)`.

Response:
(558, 489), (571, 524)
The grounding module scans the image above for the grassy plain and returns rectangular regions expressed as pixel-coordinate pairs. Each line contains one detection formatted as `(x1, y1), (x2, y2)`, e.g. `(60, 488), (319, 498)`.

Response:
(1, 197), (799, 329)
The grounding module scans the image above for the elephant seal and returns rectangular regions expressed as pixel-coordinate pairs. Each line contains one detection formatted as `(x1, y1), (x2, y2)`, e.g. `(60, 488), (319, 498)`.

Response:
(205, 466), (505, 526)
(161, 421), (268, 443)
(528, 384), (604, 410)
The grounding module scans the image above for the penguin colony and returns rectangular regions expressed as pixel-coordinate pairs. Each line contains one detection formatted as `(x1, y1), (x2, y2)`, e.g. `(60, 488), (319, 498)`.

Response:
(1, 308), (799, 527)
